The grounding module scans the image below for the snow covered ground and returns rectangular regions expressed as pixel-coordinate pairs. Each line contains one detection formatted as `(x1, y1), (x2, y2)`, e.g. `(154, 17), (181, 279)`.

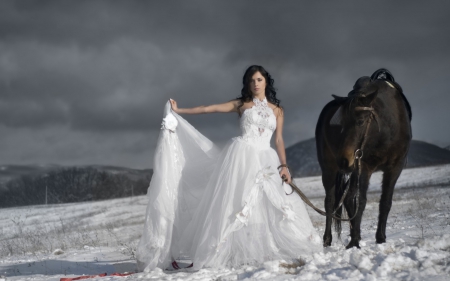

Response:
(1, 164), (449, 281)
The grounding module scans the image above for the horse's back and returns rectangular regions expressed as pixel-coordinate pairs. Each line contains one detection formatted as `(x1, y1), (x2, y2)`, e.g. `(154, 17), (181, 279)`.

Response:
(315, 99), (345, 168)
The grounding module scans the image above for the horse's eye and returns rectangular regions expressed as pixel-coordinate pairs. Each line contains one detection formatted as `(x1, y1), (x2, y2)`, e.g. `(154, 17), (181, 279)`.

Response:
(356, 119), (365, 126)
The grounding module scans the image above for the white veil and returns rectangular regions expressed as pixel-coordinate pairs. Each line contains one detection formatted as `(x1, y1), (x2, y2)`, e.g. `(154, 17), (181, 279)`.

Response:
(136, 101), (219, 272)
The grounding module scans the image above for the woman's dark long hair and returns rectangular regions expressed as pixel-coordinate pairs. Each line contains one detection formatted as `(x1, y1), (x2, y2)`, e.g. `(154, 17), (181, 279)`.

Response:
(236, 65), (280, 112)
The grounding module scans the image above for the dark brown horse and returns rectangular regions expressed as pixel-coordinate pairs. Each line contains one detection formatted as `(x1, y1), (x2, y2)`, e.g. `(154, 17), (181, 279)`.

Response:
(315, 68), (412, 249)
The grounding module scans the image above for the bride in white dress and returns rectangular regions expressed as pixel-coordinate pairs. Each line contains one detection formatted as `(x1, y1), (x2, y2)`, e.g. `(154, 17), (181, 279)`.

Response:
(136, 65), (321, 272)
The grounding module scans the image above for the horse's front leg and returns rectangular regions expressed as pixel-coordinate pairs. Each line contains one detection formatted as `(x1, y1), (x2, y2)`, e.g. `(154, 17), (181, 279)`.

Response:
(322, 171), (336, 247)
(376, 163), (403, 243)
(344, 169), (371, 249)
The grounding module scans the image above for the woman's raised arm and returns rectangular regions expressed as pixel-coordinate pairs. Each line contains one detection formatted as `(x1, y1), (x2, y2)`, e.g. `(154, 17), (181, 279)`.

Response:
(170, 99), (240, 114)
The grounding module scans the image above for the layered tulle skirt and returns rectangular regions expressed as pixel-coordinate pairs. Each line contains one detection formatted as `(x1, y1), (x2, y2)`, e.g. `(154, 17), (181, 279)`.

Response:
(181, 137), (322, 269)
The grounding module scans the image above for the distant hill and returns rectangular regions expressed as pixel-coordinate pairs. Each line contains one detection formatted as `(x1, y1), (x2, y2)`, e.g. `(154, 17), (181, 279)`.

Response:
(0, 165), (152, 208)
(0, 165), (151, 187)
(0, 164), (58, 188)
(285, 138), (322, 177)
(407, 141), (450, 168)
(445, 145), (450, 151)
(286, 138), (450, 177)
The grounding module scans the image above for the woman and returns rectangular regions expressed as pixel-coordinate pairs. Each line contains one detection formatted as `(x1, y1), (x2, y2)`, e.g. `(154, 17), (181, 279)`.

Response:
(136, 65), (321, 272)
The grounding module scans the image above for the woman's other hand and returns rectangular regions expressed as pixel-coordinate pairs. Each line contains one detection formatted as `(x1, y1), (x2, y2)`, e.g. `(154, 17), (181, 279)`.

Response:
(280, 167), (291, 184)
(170, 99), (179, 113)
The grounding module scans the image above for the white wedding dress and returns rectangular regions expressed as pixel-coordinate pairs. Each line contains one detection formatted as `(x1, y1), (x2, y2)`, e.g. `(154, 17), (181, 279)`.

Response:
(136, 98), (321, 272)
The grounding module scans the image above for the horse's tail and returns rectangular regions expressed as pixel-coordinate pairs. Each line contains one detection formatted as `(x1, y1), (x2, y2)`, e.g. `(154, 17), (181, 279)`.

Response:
(333, 171), (346, 239)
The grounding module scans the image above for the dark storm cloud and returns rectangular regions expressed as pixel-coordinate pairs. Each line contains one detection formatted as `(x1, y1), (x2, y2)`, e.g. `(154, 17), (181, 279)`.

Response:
(0, 0), (449, 167)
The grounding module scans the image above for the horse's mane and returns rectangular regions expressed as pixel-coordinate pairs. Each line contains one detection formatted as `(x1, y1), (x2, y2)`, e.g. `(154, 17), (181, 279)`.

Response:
(371, 68), (412, 121)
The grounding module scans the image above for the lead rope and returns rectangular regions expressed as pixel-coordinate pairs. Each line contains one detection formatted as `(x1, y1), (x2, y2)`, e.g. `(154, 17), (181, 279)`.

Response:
(280, 166), (358, 222)
(332, 174), (351, 215)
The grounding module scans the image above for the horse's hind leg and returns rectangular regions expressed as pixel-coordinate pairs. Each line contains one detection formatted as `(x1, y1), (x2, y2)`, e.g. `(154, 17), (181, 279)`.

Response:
(376, 163), (403, 243)
(322, 170), (336, 247)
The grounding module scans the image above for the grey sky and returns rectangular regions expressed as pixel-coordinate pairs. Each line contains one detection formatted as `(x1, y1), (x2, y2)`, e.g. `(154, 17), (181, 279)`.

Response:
(0, 1), (449, 169)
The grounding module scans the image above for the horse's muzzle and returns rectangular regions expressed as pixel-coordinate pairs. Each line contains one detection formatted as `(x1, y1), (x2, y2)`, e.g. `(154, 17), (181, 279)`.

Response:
(338, 157), (354, 173)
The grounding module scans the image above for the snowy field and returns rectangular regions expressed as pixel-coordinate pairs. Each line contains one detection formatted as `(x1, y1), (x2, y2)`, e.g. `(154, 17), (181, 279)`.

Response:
(1, 164), (449, 281)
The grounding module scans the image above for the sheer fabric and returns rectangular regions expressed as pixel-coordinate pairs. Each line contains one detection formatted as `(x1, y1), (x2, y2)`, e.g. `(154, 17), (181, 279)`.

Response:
(136, 99), (321, 272)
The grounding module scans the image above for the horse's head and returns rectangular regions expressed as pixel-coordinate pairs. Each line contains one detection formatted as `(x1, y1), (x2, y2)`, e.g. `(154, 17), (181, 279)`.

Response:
(336, 76), (380, 172)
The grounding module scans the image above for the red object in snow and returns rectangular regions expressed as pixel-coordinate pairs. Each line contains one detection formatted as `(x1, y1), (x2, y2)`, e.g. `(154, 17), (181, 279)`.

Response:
(60, 273), (107, 281)
(110, 272), (134, 276)
(60, 272), (133, 281)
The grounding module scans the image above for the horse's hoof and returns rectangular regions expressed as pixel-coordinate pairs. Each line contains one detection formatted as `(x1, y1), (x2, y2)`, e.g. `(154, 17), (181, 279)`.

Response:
(376, 233), (386, 244)
(376, 238), (386, 244)
(345, 240), (360, 249)
(323, 237), (332, 247)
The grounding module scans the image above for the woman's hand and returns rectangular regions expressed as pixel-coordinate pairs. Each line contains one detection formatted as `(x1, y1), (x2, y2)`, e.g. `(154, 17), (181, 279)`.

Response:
(170, 99), (179, 113)
(279, 167), (291, 184)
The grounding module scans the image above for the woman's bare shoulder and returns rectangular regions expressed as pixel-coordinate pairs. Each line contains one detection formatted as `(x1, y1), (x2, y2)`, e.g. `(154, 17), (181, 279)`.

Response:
(229, 99), (242, 105)
(268, 103), (284, 117)
(239, 100), (253, 109)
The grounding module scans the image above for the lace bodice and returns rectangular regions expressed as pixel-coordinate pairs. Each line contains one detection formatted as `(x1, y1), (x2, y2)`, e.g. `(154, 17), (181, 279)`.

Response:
(238, 97), (277, 148)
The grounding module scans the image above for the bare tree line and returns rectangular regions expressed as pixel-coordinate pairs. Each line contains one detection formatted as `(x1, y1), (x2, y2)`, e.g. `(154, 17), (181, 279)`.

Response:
(0, 167), (152, 208)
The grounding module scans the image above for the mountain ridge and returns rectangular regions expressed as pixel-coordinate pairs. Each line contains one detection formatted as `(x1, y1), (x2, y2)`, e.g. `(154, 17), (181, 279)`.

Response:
(286, 138), (450, 177)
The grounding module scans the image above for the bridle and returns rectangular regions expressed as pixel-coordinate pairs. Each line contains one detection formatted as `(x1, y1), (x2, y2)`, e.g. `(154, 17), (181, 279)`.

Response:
(335, 102), (378, 219)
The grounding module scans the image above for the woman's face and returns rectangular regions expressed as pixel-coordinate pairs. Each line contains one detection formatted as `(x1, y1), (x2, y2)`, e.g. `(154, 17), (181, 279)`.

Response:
(249, 71), (266, 96)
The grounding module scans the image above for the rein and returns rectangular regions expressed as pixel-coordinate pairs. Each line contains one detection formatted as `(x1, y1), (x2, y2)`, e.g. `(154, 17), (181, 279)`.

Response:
(280, 104), (378, 222)
(281, 170), (357, 222)
(355, 106), (380, 132)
